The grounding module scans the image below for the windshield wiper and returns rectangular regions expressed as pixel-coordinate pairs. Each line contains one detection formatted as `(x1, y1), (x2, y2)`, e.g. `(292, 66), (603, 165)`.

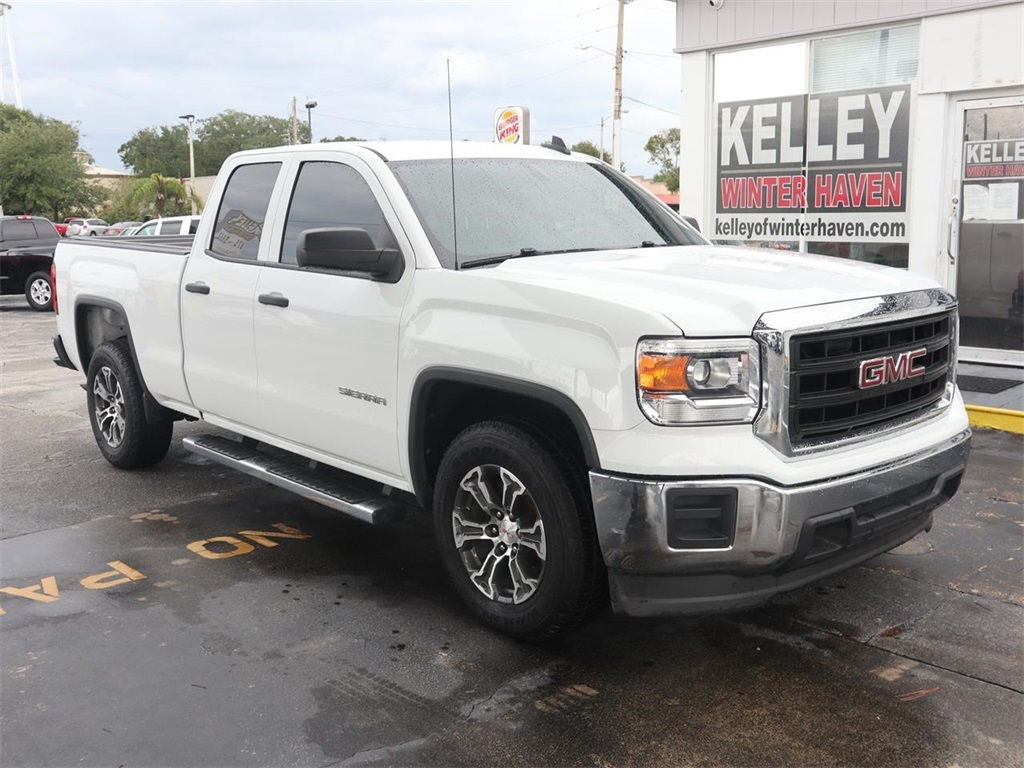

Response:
(461, 248), (539, 269)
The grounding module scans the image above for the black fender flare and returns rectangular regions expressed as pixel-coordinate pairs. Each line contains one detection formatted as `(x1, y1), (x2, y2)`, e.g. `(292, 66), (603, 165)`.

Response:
(73, 295), (179, 424)
(408, 367), (600, 509)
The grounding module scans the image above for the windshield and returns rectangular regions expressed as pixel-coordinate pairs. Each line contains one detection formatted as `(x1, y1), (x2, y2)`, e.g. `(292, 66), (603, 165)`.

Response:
(389, 157), (704, 268)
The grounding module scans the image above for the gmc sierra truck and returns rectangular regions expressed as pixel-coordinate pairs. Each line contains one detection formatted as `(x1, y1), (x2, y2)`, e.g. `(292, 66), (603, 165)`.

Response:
(52, 140), (971, 639)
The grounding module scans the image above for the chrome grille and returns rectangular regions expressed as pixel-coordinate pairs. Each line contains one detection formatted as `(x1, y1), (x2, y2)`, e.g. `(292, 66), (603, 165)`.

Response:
(753, 289), (958, 457)
(789, 313), (953, 442)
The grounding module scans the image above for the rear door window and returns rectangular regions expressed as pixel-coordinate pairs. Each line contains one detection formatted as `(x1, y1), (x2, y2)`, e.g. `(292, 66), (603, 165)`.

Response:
(210, 162), (281, 261)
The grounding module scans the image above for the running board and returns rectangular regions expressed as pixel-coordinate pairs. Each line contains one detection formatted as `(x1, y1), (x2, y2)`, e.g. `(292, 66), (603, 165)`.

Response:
(182, 434), (407, 525)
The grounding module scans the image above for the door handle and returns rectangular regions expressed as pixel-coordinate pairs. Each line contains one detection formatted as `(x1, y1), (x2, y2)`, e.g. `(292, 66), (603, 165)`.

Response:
(947, 214), (956, 265)
(947, 196), (959, 266)
(258, 292), (289, 308)
(185, 281), (210, 295)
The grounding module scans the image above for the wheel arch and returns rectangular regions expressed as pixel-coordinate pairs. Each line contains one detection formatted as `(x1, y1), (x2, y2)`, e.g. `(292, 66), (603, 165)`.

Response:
(408, 367), (600, 510)
(74, 296), (180, 424)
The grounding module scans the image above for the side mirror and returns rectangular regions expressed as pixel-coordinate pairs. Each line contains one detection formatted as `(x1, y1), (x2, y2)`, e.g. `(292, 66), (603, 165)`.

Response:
(681, 215), (701, 233)
(296, 227), (402, 282)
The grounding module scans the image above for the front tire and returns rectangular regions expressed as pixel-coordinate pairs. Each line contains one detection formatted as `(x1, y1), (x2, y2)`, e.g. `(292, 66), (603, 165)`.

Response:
(432, 421), (605, 640)
(24, 271), (53, 312)
(86, 339), (173, 469)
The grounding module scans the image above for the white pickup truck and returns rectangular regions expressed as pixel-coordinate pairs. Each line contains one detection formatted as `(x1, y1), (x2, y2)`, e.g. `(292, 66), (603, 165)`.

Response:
(53, 140), (971, 639)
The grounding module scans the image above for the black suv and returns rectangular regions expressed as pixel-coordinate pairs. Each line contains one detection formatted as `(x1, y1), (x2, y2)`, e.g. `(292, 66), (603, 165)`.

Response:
(0, 215), (60, 311)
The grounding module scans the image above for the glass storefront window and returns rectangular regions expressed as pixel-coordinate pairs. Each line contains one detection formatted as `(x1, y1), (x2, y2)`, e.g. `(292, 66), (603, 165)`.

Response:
(711, 27), (918, 271)
(957, 103), (1024, 353)
(810, 26), (919, 93)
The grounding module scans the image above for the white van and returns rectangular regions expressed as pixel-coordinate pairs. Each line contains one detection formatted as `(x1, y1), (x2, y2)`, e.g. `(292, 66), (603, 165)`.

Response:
(132, 215), (201, 237)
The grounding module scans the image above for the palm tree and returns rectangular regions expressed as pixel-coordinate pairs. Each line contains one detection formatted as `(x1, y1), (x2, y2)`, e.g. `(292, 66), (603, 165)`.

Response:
(125, 173), (190, 218)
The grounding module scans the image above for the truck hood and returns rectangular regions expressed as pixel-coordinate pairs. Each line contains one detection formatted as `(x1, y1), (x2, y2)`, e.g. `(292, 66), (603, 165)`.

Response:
(485, 245), (940, 336)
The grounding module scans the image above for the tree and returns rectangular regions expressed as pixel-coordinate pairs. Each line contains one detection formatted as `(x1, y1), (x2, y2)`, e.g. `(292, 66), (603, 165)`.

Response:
(571, 140), (611, 164)
(644, 128), (680, 193)
(119, 110), (304, 180)
(194, 110), (297, 175)
(0, 104), (103, 218)
(125, 174), (190, 219)
(320, 135), (366, 143)
(118, 125), (190, 178)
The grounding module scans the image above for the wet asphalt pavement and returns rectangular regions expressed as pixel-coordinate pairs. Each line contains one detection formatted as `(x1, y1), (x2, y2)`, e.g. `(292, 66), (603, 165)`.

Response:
(1, 296), (1022, 767)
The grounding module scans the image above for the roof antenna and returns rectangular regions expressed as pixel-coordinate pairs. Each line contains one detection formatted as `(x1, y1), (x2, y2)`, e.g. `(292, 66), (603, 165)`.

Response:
(447, 59), (459, 269)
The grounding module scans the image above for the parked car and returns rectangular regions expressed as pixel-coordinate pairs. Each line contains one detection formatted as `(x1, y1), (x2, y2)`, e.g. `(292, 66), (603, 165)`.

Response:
(102, 221), (142, 236)
(0, 214), (59, 311)
(66, 218), (109, 237)
(54, 217), (78, 237)
(117, 226), (142, 237)
(131, 215), (201, 237)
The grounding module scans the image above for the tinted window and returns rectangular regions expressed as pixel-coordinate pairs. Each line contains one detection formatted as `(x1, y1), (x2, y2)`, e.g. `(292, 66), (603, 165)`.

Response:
(33, 222), (58, 238)
(188, 218), (200, 234)
(390, 158), (702, 268)
(280, 161), (388, 266)
(211, 162), (281, 261)
(161, 220), (183, 235)
(1, 220), (36, 241)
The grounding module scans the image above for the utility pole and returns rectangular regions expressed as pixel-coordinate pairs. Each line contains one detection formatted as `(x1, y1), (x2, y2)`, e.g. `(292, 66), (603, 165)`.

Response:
(612, 0), (626, 170)
(179, 114), (196, 215)
(291, 97), (298, 145)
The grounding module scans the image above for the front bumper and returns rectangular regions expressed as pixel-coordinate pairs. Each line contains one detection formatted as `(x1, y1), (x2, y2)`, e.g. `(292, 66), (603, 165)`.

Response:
(588, 427), (971, 616)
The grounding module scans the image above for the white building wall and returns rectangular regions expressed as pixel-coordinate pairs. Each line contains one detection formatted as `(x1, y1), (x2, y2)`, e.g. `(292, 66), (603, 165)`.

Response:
(918, 3), (1024, 93)
(675, 0), (1017, 53)
(679, 50), (711, 229)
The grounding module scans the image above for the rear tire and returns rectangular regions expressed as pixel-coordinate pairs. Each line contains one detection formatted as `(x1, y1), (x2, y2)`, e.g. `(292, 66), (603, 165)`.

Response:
(24, 271), (53, 312)
(86, 339), (173, 469)
(432, 421), (605, 640)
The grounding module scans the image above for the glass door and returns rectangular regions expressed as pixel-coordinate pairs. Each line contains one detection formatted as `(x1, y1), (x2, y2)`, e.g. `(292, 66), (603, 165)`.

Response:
(948, 96), (1024, 366)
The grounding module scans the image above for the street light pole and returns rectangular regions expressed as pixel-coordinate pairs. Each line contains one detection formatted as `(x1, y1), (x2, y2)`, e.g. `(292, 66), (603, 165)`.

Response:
(612, 0), (626, 170)
(305, 100), (317, 143)
(599, 112), (626, 164)
(178, 114), (196, 215)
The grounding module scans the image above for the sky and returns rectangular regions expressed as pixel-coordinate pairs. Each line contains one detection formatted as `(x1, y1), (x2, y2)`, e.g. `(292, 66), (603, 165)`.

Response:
(0, 0), (684, 177)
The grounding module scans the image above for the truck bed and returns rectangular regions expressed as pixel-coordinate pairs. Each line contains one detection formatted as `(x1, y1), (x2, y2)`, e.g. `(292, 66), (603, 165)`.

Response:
(59, 235), (195, 256)
(54, 234), (196, 408)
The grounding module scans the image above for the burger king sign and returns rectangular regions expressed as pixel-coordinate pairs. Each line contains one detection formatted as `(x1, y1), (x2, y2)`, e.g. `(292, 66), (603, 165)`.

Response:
(494, 106), (531, 145)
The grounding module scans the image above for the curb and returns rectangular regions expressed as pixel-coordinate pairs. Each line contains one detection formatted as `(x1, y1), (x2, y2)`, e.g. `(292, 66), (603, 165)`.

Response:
(965, 405), (1024, 435)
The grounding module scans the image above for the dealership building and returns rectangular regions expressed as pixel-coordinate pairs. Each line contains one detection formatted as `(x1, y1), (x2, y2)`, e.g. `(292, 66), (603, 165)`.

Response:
(669, 0), (1023, 366)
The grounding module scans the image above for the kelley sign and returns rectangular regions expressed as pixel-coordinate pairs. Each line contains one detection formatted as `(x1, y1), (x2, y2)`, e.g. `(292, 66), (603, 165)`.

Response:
(715, 85), (911, 243)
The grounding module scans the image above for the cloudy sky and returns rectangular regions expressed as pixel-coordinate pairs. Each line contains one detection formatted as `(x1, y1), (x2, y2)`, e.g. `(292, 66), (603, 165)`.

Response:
(2, 0), (683, 176)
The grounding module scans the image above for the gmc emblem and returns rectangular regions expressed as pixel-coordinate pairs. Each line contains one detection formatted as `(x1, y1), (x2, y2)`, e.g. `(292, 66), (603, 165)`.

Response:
(859, 348), (928, 389)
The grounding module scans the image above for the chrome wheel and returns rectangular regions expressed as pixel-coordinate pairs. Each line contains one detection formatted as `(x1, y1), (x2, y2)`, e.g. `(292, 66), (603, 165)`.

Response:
(452, 464), (547, 605)
(93, 365), (126, 448)
(29, 277), (51, 307)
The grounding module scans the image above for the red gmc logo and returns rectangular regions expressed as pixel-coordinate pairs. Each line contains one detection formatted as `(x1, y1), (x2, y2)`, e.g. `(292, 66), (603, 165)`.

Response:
(859, 348), (928, 389)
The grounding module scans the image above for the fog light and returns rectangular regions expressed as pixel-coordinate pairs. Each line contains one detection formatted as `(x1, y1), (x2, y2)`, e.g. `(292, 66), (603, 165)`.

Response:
(666, 489), (737, 550)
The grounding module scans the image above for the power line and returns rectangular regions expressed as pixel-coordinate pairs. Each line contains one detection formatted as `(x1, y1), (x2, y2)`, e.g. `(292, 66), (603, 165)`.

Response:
(623, 96), (678, 115)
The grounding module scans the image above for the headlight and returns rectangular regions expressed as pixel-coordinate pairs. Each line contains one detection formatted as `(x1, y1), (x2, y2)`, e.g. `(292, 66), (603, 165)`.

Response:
(637, 338), (761, 425)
